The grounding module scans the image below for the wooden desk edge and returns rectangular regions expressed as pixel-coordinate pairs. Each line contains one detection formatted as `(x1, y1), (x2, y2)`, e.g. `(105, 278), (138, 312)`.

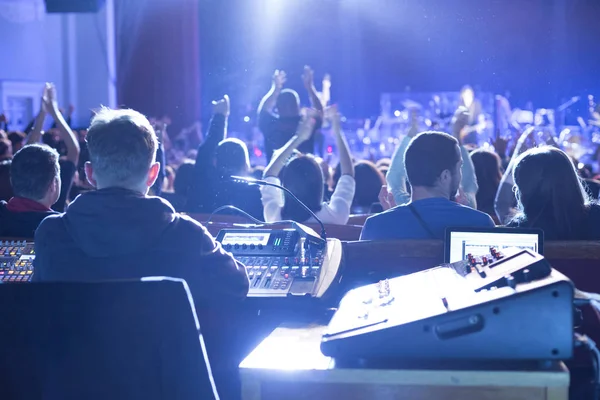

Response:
(240, 362), (570, 388)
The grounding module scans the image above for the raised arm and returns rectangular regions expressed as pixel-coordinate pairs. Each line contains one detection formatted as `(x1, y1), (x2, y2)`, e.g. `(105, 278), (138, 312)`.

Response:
(194, 95), (229, 171)
(257, 70), (286, 115)
(320, 74), (331, 108)
(452, 107), (478, 208)
(386, 112), (420, 206)
(330, 107), (353, 178)
(302, 66), (324, 113)
(263, 115), (316, 178)
(26, 84), (50, 145)
(45, 84), (80, 164)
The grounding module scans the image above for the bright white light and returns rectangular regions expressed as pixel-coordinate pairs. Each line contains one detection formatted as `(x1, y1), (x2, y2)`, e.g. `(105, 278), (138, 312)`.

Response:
(394, 110), (401, 117)
(243, 116), (250, 123)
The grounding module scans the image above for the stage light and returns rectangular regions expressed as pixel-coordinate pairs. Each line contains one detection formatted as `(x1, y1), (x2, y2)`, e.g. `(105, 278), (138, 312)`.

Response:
(327, 146), (333, 153)
(394, 110), (401, 117)
(254, 148), (262, 157)
(244, 116), (250, 122)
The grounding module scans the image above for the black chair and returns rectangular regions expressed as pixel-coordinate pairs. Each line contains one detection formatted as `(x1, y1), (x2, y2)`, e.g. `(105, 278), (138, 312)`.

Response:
(0, 277), (219, 400)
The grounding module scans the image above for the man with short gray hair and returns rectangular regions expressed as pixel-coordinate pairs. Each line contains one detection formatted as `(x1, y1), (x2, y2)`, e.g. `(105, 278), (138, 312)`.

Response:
(33, 106), (249, 307)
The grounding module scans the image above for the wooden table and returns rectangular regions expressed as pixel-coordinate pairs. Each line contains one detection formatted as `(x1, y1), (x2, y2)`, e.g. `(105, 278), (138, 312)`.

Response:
(239, 325), (569, 400)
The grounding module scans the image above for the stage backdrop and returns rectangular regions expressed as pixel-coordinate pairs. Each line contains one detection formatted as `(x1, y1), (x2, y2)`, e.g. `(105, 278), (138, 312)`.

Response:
(115, 0), (200, 132)
(199, 0), (600, 120)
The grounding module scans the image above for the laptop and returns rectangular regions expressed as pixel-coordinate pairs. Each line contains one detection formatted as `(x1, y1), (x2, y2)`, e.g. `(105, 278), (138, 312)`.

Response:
(444, 227), (544, 264)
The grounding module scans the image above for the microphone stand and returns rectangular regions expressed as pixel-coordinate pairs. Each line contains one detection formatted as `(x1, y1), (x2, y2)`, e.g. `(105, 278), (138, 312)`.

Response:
(230, 176), (327, 251)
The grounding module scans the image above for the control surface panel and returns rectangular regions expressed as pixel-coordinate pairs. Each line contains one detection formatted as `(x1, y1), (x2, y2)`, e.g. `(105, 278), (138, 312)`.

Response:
(0, 240), (35, 283)
(217, 229), (337, 297)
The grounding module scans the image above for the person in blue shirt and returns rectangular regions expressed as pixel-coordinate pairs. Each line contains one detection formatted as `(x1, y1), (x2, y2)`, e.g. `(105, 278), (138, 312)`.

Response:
(360, 131), (495, 240)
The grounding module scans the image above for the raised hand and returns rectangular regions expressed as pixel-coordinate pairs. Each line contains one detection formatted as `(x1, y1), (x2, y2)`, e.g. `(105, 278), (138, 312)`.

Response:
(378, 185), (396, 211)
(42, 83), (59, 115)
(322, 73), (331, 90)
(451, 106), (470, 142)
(211, 94), (230, 116)
(302, 65), (315, 89)
(272, 70), (286, 90)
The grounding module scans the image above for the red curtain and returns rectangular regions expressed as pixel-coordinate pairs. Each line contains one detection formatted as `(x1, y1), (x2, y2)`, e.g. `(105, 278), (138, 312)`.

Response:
(116, 0), (200, 133)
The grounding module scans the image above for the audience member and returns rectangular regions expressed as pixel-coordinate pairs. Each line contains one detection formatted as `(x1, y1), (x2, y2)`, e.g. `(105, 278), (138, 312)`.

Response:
(470, 149), (503, 223)
(361, 131), (495, 240)
(33, 107), (249, 398)
(386, 107), (479, 209)
(257, 66), (323, 162)
(160, 161), (195, 211)
(507, 146), (600, 240)
(0, 145), (60, 237)
(261, 107), (355, 224)
(25, 83), (80, 212)
(352, 160), (385, 214)
(186, 95), (263, 219)
(7, 131), (25, 153)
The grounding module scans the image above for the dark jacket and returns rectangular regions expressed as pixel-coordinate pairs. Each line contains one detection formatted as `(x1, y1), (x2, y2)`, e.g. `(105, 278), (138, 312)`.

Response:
(186, 114), (264, 219)
(33, 187), (249, 308)
(0, 200), (57, 238)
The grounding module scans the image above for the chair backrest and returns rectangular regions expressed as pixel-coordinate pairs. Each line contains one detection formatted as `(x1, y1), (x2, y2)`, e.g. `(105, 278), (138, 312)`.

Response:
(0, 278), (218, 400)
(338, 239), (600, 293)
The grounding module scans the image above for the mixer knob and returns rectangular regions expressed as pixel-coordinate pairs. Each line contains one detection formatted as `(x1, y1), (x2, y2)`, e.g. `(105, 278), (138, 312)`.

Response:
(242, 244), (248, 250)
(250, 244), (255, 250)
(284, 257), (289, 265)
(258, 244), (264, 250)
(505, 275), (516, 289)
(234, 244), (240, 250)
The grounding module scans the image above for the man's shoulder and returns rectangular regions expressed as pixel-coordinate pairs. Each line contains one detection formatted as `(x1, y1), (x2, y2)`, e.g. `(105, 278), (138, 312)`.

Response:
(451, 202), (496, 224)
(364, 205), (409, 227)
(36, 212), (65, 235)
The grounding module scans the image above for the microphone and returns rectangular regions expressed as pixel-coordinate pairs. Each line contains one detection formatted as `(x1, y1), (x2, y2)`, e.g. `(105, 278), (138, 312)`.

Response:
(231, 175), (327, 247)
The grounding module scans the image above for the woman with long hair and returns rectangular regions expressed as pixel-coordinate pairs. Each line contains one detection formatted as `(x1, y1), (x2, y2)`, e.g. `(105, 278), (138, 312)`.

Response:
(507, 146), (600, 240)
(261, 108), (355, 224)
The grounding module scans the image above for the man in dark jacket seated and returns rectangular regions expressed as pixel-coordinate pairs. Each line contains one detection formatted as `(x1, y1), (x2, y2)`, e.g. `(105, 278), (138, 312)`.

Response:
(33, 107), (249, 398)
(0, 145), (60, 238)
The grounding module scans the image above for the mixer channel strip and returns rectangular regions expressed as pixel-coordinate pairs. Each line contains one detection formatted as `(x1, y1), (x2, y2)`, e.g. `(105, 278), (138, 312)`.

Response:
(0, 240), (35, 283)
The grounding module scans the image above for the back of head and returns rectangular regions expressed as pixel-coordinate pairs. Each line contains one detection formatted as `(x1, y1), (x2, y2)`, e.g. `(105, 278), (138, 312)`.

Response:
(173, 162), (196, 196)
(86, 108), (157, 190)
(7, 131), (25, 152)
(215, 138), (250, 177)
(10, 144), (60, 202)
(512, 146), (591, 239)
(404, 131), (460, 188)
(276, 89), (300, 118)
(353, 161), (385, 209)
(470, 149), (502, 213)
(281, 154), (323, 222)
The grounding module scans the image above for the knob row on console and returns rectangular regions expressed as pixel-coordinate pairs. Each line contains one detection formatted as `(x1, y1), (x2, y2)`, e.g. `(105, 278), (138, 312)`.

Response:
(224, 244), (264, 251)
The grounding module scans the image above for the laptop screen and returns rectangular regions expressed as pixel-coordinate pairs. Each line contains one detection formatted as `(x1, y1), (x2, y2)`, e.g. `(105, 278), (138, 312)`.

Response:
(446, 228), (542, 263)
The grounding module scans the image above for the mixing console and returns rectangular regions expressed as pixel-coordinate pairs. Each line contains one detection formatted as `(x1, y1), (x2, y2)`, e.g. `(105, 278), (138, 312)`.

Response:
(322, 249), (573, 361)
(216, 228), (342, 298)
(0, 240), (35, 282)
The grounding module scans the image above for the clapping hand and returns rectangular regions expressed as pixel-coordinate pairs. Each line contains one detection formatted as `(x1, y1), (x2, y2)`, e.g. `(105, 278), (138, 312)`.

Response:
(211, 94), (230, 116)
(272, 70), (286, 90)
(42, 83), (59, 115)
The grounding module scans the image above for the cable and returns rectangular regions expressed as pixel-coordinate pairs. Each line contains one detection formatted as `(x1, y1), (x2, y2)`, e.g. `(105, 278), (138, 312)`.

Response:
(575, 333), (600, 400)
(206, 205), (263, 225)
